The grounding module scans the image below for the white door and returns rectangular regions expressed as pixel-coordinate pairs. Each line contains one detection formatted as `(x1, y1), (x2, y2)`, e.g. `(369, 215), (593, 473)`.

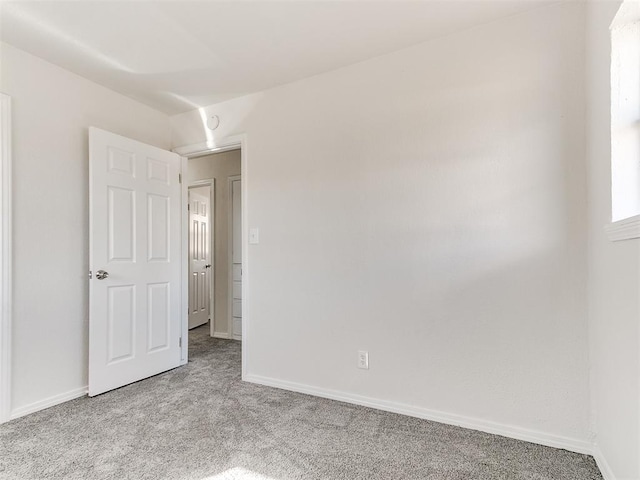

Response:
(188, 187), (211, 329)
(89, 127), (184, 396)
(230, 176), (242, 340)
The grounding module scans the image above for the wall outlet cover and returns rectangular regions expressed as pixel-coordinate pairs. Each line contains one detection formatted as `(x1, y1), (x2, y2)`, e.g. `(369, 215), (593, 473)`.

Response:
(358, 350), (369, 369)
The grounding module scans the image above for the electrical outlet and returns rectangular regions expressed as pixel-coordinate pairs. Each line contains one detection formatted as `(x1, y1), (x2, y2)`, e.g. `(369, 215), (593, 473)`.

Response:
(358, 350), (369, 370)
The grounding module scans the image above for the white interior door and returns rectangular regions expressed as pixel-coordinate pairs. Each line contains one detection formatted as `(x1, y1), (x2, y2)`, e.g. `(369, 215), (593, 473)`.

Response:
(188, 187), (211, 329)
(230, 176), (242, 340)
(89, 127), (184, 397)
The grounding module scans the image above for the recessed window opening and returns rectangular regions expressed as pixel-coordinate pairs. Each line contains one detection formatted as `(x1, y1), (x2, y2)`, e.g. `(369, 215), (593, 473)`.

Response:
(611, 2), (640, 222)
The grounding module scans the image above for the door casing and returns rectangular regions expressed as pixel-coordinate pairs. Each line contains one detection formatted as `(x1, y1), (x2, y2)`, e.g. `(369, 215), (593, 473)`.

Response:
(174, 135), (248, 380)
(228, 174), (241, 340)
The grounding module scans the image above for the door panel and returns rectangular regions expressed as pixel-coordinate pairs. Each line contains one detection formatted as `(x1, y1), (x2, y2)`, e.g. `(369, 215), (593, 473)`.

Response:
(89, 127), (183, 396)
(147, 282), (170, 352)
(188, 188), (211, 329)
(107, 285), (135, 363)
(108, 187), (135, 262)
(148, 194), (170, 262)
(232, 300), (242, 318)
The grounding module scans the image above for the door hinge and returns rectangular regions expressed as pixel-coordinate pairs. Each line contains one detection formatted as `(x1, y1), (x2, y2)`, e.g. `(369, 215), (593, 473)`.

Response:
(88, 270), (92, 279)
(179, 173), (182, 184)
(187, 203), (190, 211)
(179, 337), (183, 348)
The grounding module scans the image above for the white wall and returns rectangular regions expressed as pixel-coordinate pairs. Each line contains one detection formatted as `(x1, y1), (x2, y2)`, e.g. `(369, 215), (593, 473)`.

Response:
(173, 3), (592, 448)
(586, 2), (640, 479)
(187, 150), (241, 336)
(0, 43), (172, 415)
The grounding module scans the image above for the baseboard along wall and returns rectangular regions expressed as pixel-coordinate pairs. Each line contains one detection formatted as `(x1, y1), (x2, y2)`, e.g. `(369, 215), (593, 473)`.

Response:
(244, 373), (594, 456)
(4, 375), (623, 480)
(9, 386), (88, 421)
(593, 446), (627, 480)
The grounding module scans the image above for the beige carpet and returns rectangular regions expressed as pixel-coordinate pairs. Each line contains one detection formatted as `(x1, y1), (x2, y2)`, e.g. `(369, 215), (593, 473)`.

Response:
(0, 324), (602, 480)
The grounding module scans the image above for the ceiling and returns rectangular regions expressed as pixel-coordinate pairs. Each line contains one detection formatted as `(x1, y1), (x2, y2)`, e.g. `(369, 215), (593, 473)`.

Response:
(1, 1), (554, 115)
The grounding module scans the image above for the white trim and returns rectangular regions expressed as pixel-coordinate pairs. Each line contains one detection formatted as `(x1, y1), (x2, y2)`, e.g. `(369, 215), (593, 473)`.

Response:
(228, 174), (241, 341)
(604, 214), (640, 241)
(213, 331), (231, 339)
(188, 179), (216, 336)
(245, 373), (594, 456)
(10, 387), (88, 421)
(173, 134), (248, 382)
(593, 446), (617, 480)
(180, 156), (189, 364)
(239, 139), (248, 381)
(0, 94), (12, 424)
(174, 141), (239, 158)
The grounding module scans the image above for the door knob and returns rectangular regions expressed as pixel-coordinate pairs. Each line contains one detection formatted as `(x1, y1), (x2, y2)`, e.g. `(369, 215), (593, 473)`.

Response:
(96, 270), (109, 280)
(205, 264), (212, 268)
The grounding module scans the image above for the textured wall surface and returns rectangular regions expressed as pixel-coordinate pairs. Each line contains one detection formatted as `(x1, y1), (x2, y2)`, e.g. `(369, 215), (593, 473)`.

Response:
(1, 42), (172, 413)
(586, 1), (640, 478)
(172, 3), (591, 446)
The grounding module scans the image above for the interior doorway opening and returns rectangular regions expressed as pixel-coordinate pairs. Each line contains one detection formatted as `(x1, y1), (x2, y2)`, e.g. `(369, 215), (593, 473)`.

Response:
(188, 183), (213, 331)
(185, 147), (242, 357)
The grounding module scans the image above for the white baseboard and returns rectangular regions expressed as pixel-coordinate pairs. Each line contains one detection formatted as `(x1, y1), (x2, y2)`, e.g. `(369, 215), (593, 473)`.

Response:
(213, 331), (231, 339)
(9, 386), (88, 421)
(3, 374), (611, 477)
(593, 446), (620, 480)
(244, 374), (593, 456)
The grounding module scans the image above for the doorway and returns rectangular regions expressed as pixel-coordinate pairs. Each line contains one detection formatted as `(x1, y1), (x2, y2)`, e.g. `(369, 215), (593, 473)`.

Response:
(188, 183), (213, 331)
(85, 130), (247, 399)
(185, 148), (242, 354)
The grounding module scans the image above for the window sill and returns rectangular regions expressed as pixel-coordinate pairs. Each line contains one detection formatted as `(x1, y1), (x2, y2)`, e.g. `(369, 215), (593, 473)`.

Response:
(604, 214), (640, 241)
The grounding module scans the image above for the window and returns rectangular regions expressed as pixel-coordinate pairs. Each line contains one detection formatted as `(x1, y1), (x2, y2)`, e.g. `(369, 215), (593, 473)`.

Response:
(607, 1), (640, 240)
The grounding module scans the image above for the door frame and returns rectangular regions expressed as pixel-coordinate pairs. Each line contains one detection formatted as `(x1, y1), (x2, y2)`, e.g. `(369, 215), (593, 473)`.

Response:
(188, 179), (216, 336)
(174, 135), (248, 380)
(0, 93), (12, 423)
(228, 174), (241, 340)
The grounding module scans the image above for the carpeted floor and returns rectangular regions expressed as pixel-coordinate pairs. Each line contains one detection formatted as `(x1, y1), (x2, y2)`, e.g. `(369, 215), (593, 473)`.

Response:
(0, 324), (602, 480)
